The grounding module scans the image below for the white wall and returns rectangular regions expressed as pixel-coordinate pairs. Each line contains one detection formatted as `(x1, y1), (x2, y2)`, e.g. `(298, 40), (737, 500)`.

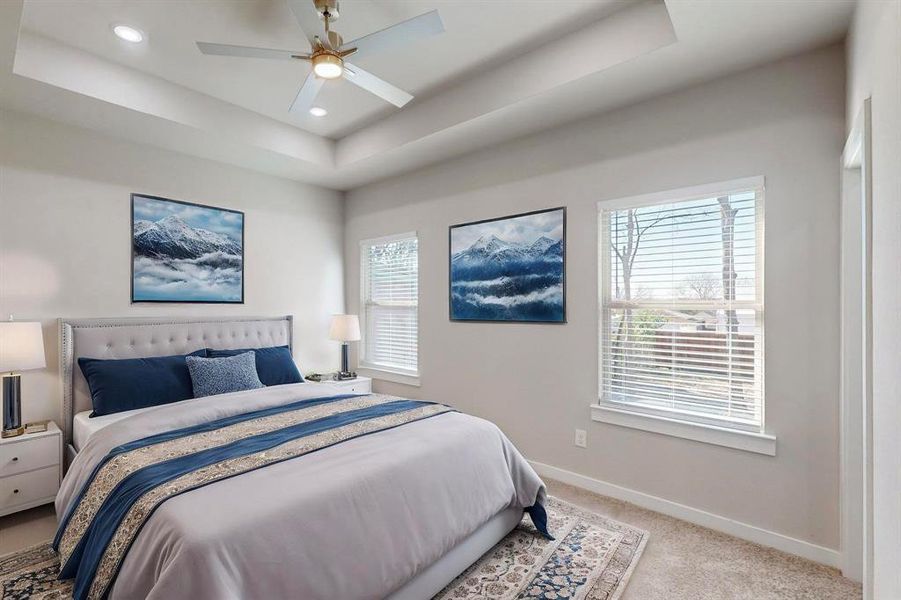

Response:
(846, 2), (901, 597)
(345, 46), (845, 550)
(0, 110), (345, 425)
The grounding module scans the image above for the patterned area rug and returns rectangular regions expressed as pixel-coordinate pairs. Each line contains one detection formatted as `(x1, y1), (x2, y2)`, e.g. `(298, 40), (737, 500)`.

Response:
(437, 496), (648, 599)
(0, 497), (647, 600)
(0, 544), (69, 600)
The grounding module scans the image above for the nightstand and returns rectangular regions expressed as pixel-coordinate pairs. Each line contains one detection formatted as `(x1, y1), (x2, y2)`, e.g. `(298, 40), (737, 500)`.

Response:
(316, 376), (372, 395)
(0, 422), (62, 517)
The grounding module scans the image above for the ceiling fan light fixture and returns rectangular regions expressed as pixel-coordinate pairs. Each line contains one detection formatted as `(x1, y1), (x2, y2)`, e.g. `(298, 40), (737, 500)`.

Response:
(312, 53), (343, 79)
(112, 24), (144, 43)
(196, 2), (442, 112)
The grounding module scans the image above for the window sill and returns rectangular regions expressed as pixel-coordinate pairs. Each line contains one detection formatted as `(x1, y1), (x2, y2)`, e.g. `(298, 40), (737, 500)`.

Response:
(357, 366), (421, 387)
(590, 404), (776, 456)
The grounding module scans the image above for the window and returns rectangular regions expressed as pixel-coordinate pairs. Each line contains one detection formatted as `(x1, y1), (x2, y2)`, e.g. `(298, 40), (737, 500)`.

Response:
(598, 178), (765, 436)
(360, 232), (419, 380)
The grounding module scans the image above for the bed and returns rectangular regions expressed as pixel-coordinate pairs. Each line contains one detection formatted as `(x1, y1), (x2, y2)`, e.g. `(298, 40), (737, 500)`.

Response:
(56, 316), (546, 600)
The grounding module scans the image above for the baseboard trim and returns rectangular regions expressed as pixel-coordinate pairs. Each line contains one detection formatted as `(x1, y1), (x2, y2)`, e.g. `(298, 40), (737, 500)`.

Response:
(531, 460), (841, 569)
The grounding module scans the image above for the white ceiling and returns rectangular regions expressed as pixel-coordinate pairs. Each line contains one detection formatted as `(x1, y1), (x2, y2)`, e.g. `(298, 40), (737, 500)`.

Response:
(20, 0), (627, 139)
(0, 0), (855, 190)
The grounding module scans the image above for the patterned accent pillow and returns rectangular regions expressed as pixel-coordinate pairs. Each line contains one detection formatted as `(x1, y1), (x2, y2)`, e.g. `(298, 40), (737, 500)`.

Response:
(186, 352), (264, 398)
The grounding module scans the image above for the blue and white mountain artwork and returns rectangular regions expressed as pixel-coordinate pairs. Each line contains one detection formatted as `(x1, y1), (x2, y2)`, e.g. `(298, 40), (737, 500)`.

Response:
(451, 233), (564, 321)
(132, 214), (242, 302)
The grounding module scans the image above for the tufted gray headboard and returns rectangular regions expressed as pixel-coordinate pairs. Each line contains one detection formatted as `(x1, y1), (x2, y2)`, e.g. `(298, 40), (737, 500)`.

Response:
(58, 316), (293, 447)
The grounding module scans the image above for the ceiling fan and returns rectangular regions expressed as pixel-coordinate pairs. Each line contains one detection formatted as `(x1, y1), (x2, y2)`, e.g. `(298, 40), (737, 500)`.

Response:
(196, 0), (444, 113)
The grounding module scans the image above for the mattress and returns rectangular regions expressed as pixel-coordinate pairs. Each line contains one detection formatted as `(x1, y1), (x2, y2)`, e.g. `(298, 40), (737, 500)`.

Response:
(72, 407), (152, 451)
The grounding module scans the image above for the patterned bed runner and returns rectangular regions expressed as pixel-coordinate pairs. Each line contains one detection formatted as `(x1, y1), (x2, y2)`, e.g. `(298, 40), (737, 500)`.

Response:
(55, 393), (453, 600)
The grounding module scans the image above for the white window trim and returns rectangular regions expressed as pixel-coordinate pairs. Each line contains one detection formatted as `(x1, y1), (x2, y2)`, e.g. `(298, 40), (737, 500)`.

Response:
(356, 367), (420, 387)
(590, 404), (776, 455)
(359, 231), (420, 386)
(359, 230), (419, 246)
(596, 176), (766, 211)
(596, 177), (774, 453)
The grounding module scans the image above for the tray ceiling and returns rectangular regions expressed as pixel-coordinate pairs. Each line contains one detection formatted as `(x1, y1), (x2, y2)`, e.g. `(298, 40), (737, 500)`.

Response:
(0, 0), (854, 189)
(19, 0), (626, 139)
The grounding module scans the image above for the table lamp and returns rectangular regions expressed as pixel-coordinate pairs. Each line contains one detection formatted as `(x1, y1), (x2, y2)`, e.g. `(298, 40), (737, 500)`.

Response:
(0, 320), (46, 438)
(329, 314), (360, 379)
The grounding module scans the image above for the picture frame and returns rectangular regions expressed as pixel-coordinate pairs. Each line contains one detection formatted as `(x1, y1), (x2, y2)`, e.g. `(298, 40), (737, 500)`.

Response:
(131, 193), (245, 304)
(449, 207), (566, 323)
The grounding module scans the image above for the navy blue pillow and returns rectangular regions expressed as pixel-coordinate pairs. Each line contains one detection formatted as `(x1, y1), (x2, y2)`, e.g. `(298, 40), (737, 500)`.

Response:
(79, 350), (207, 417)
(206, 345), (303, 386)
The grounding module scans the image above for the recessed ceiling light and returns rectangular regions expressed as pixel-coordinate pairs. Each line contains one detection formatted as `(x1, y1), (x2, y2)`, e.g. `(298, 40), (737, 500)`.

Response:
(112, 24), (144, 43)
(309, 107), (328, 117)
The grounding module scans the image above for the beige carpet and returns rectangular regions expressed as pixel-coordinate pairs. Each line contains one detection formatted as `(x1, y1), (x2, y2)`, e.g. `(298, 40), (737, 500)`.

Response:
(546, 480), (862, 600)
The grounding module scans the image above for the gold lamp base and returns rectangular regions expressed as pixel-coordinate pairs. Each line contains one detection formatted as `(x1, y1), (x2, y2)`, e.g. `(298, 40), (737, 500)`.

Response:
(1, 425), (24, 438)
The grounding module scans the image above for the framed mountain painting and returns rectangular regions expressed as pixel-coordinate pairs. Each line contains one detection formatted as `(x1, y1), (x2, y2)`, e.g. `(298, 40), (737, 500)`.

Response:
(131, 194), (244, 303)
(449, 207), (566, 322)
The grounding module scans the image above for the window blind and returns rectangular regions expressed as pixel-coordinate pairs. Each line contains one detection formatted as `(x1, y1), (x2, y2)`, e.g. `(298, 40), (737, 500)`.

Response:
(599, 186), (764, 432)
(361, 234), (419, 376)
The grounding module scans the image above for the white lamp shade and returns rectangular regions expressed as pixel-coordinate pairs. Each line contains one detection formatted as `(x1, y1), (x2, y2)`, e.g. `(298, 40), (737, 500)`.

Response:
(329, 315), (361, 342)
(0, 322), (46, 372)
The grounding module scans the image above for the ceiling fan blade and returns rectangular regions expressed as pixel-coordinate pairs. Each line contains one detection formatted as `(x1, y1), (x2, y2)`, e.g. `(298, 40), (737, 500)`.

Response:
(287, 0), (324, 49)
(196, 42), (309, 60)
(343, 10), (443, 60)
(344, 63), (413, 108)
(290, 72), (325, 113)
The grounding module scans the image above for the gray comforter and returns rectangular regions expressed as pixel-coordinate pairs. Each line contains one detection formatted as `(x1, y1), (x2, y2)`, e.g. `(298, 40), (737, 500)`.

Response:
(57, 383), (545, 599)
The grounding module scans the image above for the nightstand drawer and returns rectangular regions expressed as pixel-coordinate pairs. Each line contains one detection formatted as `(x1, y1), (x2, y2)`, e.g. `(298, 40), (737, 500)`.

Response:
(0, 436), (59, 477)
(315, 377), (372, 395)
(340, 381), (370, 394)
(0, 466), (59, 512)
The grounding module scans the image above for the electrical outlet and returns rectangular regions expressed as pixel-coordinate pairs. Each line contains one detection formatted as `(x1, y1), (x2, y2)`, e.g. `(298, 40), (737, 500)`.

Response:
(574, 429), (587, 448)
